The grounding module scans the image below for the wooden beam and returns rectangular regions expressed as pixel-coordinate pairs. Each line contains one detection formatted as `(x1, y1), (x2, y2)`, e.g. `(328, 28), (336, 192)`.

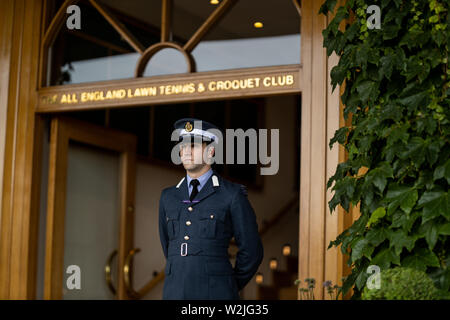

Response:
(324, 0), (352, 300)
(183, 0), (238, 53)
(89, 0), (145, 54)
(0, 0), (44, 299)
(292, 0), (302, 17)
(298, 0), (328, 300)
(37, 65), (302, 112)
(0, 0), (15, 300)
(161, 0), (172, 42)
(42, 0), (80, 48)
(44, 118), (69, 300)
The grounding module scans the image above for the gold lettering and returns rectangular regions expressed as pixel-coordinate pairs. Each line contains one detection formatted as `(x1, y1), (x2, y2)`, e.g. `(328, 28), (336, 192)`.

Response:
(183, 83), (195, 93)
(146, 87), (157, 96)
(60, 93), (79, 103)
(207, 78), (261, 91)
(263, 75), (289, 87)
(116, 89), (126, 99)
(58, 75), (291, 105)
(70, 94), (78, 103)
(160, 84), (195, 95)
(216, 81), (225, 91)
(286, 75), (294, 85)
(97, 91), (104, 101)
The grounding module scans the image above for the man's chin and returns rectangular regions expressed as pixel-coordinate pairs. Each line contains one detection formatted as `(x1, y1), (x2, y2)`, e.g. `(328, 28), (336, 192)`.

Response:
(182, 163), (204, 171)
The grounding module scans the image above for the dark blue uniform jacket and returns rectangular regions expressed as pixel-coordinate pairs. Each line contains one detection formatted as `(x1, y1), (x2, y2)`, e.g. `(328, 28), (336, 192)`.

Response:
(159, 170), (263, 300)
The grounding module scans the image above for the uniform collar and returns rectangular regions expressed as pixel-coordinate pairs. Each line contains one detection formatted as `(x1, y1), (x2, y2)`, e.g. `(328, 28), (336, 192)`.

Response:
(176, 169), (221, 204)
(186, 168), (213, 191)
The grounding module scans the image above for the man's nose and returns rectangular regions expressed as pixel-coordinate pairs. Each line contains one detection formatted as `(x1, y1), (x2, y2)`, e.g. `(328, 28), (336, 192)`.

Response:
(181, 146), (193, 155)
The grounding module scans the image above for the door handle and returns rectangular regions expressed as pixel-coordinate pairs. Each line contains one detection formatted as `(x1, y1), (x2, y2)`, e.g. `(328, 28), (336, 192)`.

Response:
(124, 248), (142, 299)
(104, 249), (118, 296)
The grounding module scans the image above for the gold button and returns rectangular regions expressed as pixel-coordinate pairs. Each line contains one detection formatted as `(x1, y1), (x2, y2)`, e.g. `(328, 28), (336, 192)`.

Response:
(210, 214), (214, 219)
(184, 235), (190, 240)
(186, 221), (191, 226)
(188, 206), (193, 212)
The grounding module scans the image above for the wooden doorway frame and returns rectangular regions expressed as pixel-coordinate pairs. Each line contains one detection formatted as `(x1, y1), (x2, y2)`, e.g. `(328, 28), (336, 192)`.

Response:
(0, 0), (355, 300)
(44, 116), (136, 299)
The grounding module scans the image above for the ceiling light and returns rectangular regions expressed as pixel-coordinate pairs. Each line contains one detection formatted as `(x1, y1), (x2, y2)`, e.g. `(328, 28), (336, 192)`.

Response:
(269, 258), (278, 270)
(210, 0), (219, 4)
(255, 272), (264, 284)
(254, 22), (263, 28)
(282, 244), (291, 256)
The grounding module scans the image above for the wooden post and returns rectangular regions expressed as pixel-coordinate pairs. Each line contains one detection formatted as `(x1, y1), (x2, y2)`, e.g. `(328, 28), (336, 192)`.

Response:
(299, 0), (352, 300)
(0, 0), (44, 299)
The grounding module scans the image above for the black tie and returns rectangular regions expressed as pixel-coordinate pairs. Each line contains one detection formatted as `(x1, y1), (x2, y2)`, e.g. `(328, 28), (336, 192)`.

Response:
(190, 179), (200, 202)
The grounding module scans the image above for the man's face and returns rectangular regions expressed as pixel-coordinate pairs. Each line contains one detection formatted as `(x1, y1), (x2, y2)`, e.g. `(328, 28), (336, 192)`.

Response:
(179, 141), (209, 171)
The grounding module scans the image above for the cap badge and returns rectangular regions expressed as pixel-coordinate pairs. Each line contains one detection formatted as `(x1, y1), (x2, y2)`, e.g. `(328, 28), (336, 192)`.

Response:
(185, 121), (193, 132)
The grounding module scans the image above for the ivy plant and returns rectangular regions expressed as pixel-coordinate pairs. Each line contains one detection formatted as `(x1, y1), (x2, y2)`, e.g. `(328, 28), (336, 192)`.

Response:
(320, 0), (449, 298)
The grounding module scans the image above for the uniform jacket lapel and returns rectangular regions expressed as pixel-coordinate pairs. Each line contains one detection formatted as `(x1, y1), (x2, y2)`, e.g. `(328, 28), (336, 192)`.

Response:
(177, 170), (221, 205)
(176, 177), (190, 203)
(192, 176), (216, 204)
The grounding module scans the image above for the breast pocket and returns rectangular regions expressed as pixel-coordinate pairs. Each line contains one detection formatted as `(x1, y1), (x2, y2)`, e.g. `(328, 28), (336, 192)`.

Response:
(165, 209), (180, 239)
(198, 209), (226, 239)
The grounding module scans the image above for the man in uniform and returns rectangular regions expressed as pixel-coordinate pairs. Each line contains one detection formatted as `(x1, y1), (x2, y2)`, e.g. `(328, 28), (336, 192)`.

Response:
(158, 118), (263, 300)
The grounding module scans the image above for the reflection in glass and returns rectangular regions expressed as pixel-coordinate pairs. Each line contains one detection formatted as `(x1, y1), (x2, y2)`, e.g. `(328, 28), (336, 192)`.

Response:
(63, 142), (120, 299)
(143, 48), (189, 77)
(183, 0), (301, 71)
(47, 0), (300, 85)
(48, 1), (160, 85)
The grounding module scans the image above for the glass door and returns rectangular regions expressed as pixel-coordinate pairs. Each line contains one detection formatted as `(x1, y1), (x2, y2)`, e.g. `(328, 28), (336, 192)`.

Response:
(44, 116), (136, 299)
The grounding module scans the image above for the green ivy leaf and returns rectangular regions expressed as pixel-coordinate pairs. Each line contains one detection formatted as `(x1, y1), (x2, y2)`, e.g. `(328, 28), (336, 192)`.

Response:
(355, 268), (369, 291)
(387, 229), (417, 255)
(386, 185), (418, 215)
(425, 224), (439, 250)
(351, 238), (374, 262)
(398, 92), (428, 111)
(418, 191), (450, 223)
(366, 162), (394, 193)
(434, 159), (450, 184)
(439, 223), (450, 235)
(399, 137), (426, 168)
(419, 221), (440, 250)
(366, 227), (390, 246)
(322, 0), (449, 298)
(382, 24), (401, 40)
(402, 248), (440, 272)
(329, 127), (349, 149)
(367, 207), (386, 228)
(391, 210), (421, 233)
(371, 247), (400, 270)
(357, 80), (379, 103)
(319, 0), (338, 15)
(425, 140), (440, 166)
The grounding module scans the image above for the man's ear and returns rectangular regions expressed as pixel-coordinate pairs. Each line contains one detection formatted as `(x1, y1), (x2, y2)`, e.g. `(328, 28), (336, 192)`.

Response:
(208, 145), (215, 158)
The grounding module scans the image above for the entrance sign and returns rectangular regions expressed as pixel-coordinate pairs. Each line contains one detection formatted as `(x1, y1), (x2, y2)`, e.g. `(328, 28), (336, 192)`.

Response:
(37, 65), (301, 112)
